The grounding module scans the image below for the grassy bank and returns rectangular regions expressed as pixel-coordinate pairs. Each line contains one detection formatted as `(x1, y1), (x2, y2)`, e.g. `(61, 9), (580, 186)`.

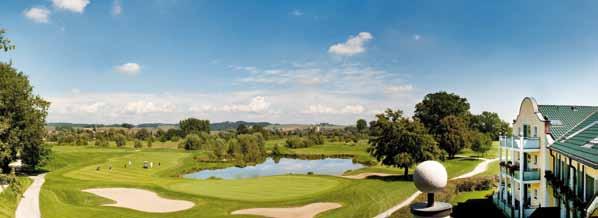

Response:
(0, 177), (32, 218)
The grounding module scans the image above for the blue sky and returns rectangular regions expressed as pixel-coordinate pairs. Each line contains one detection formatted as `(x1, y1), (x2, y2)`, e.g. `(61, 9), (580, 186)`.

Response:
(1, 0), (598, 124)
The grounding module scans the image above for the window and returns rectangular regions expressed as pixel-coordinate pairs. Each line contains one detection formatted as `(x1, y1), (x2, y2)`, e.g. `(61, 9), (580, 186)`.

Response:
(533, 126), (538, 137)
(551, 120), (563, 126)
(534, 189), (538, 199)
(534, 156), (537, 165)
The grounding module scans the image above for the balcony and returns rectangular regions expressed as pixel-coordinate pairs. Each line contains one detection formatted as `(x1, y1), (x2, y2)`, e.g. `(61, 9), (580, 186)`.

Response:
(514, 169), (541, 181)
(500, 136), (540, 149)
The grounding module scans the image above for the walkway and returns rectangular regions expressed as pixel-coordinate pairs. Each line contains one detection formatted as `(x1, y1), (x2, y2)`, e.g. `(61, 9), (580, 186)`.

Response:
(372, 158), (498, 218)
(15, 173), (46, 218)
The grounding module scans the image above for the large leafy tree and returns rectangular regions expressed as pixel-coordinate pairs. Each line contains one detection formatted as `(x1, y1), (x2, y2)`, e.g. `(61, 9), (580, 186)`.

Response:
(437, 115), (470, 159)
(471, 131), (492, 157)
(356, 119), (368, 132)
(179, 118), (210, 136)
(414, 91), (470, 135)
(0, 66), (50, 171)
(368, 109), (444, 176)
(0, 29), (50, 172)
(469, 111), (511, 140)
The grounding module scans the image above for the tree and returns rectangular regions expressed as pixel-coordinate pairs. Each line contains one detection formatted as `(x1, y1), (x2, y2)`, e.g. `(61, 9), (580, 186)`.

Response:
(471, 132), (492, 157)
(368, 109), (444, 177)
(236, 124), (249, 135)
(469, 111), (511, 140)
(0, 63), (50, 171)
(181, 134), (202, 150)
(437, 115), (470, 159)
(213, 138), (228, 159)
(121, 123), (134, 129)
(356, 119), (368, 132)
(146, 136), (154, 148)
(115, 134), (127, 147)
(237, 133), (266, 163)
(414, 91), (470, 135)
(134, 140), (143, 148)
(95, 138), (109, 147)
(135, 128), (151, 140)
(0, 29), (15, 52)
(179, 118), (210, 136)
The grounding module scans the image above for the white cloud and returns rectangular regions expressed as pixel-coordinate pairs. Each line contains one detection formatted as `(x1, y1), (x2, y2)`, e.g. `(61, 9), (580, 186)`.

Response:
(114, 63), (141, 75)
(112, 0), (122, 16)
(219, 96), (271, 113)
(124, 101), (176, 114)
(384, 84), (414, 95)
(304, 104), (337, 114)
(328, 32), (373, 56)
(341, 105), (365, 114)
(290, 9), (303, 16)
(303, 104), (365, 115)
(52, 0), (90, 13)
(413, 34), (421, 40)
(71, 102), (107, 113)
(23, 7), (50, 23)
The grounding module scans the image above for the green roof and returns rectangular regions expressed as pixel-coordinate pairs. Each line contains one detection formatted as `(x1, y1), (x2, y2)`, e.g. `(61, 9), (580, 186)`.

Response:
(537, 105), (598, 139)
(550, 112), (598, 168)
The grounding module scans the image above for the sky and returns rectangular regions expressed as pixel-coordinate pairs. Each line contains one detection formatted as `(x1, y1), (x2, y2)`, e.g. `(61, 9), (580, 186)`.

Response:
(1, 0), (598, 125)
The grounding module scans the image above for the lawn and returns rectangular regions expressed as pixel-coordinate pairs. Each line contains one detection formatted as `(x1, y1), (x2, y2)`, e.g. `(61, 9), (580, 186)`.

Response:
(0, 177), (32, 218)
(457, 141), (499, 159)
(39, 146), (417, 218)
(37, 143), (485, 218)
(451, 189), (494, 204)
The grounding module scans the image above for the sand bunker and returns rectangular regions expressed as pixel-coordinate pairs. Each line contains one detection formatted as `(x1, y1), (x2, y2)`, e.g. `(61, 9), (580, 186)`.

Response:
(83, 188), (194, 213)
(341, 172), (396, 179)
(231, 202), (342, 218)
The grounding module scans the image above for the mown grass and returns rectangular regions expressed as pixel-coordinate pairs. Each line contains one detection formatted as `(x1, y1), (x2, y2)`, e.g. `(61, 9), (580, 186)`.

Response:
(0, 177), (32, 218)
(39, 146), (418, 217)
(458, 141), (499, 159)
(451, 189), (494, 204)
(38, 142), (485, 218)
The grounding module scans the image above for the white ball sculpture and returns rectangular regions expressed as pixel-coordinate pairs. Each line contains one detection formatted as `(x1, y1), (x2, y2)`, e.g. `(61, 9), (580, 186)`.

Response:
(413, 160), (448, 193)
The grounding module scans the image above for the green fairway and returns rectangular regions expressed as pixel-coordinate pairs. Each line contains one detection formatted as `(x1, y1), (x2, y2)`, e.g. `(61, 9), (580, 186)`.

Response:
(36, 143), (487, 218)
(170, 176), (342, 202)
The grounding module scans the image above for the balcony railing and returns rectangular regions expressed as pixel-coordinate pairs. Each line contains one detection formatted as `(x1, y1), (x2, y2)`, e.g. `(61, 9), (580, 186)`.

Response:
(499, 136), (540, 149)
(514, 169), (541, 181)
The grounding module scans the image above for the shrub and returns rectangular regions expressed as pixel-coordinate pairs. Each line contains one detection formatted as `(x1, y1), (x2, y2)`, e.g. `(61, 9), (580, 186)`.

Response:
(134, 140), (143, 148)
(115, 134), (127, 147)
(95, 139), (109, 147)
(181, 134), (202, 150)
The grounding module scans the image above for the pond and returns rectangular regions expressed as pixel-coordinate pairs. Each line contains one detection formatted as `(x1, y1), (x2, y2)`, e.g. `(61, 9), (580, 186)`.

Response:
(183, 157), (364, 180)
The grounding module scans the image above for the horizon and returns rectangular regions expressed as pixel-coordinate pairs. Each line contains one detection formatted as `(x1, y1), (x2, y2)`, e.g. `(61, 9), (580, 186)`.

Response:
(2, 0), (598, 125)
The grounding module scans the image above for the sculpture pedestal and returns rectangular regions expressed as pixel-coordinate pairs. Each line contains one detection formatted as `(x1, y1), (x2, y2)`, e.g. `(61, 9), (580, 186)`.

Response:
(410, 201), (452, 218)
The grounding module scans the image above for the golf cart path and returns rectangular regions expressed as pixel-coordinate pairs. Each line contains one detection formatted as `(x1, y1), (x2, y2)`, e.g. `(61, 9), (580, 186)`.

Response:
(15, 173), (46, 218)
(372, 158), (498, 218)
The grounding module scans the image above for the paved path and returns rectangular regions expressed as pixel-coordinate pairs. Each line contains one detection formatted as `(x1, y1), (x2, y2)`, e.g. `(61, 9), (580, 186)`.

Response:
(15, 173), (46, 218)
(372, 158), (498, 218)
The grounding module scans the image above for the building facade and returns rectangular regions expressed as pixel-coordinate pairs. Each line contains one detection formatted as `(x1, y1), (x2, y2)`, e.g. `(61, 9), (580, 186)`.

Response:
(494, 97), (597, 218)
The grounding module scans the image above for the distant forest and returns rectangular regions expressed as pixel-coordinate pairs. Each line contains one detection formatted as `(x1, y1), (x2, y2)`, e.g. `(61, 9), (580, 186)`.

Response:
(46, 121), (273, 131)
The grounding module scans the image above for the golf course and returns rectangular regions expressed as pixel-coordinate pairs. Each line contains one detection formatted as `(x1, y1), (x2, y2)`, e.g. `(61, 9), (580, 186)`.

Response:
(24, 140), (493, 218)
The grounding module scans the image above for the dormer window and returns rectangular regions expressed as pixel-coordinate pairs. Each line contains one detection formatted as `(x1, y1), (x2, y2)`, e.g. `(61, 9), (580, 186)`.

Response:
(583, 137), (598, 148)
(550, 120), (563, 126)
